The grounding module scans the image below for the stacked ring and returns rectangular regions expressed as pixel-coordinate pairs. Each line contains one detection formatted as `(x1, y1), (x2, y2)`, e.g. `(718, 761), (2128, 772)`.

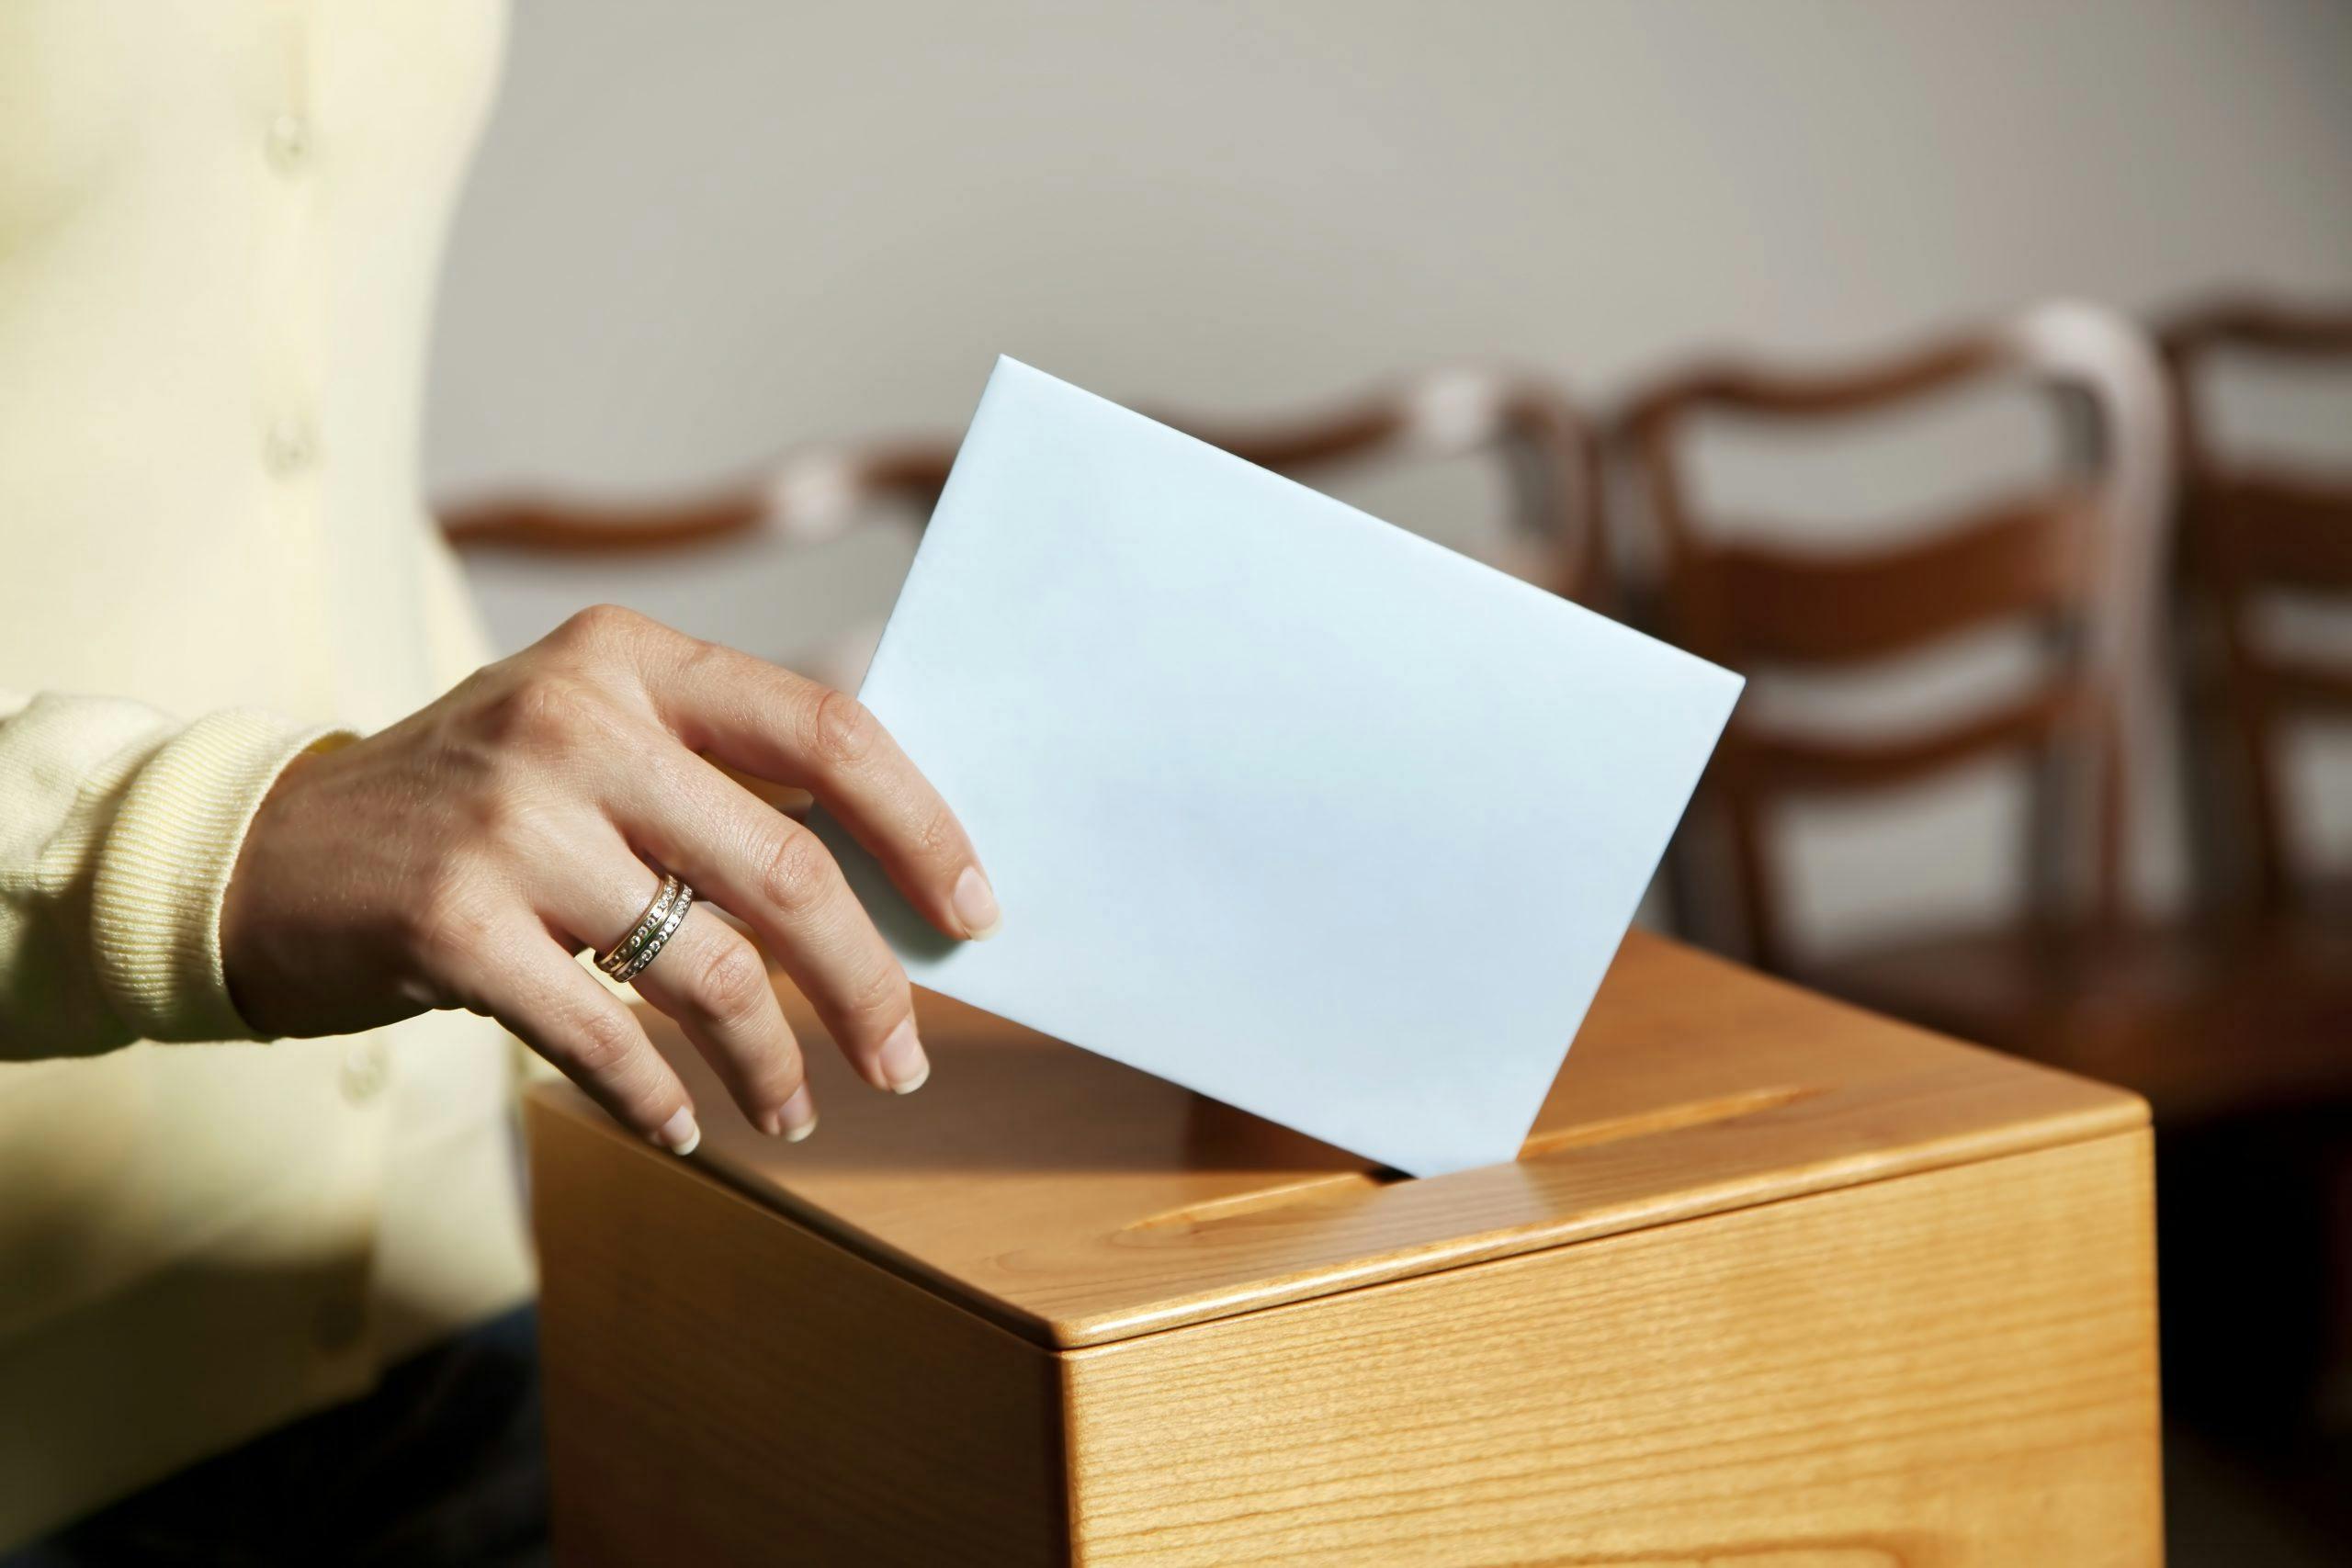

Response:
(596, 874), (696, 984)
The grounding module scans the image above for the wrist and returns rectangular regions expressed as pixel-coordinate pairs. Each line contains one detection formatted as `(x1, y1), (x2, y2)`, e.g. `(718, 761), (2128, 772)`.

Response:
(91, 710), (352, 1043)
(219, 748), (319, 1035)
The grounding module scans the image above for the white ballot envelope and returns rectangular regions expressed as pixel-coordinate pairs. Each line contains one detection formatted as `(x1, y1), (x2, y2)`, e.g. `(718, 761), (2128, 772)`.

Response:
(815, 357), (1742, 1177)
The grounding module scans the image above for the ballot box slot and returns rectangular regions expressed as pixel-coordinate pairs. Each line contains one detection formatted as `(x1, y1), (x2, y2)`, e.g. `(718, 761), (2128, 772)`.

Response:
(1114, 1082), (1820, 1238)
(1513, 1081), (1819, 1157)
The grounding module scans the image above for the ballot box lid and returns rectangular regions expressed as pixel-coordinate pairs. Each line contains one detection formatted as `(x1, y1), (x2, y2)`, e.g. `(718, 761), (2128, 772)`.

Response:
(526, 931), (2145, 1350)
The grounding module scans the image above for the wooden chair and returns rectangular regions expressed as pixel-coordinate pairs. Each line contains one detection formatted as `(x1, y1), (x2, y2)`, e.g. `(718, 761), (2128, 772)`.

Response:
(1611, 302), (2294, 1115)
(439, 365), (1603, 613)
(2146, 292), (2352, 1114)
(2158, 295), (2352, 920)
(2154, 295), (2352, 1442)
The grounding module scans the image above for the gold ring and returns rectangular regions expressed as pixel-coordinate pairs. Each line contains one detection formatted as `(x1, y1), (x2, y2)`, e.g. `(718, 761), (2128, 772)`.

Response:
(595, 874), (695, 984)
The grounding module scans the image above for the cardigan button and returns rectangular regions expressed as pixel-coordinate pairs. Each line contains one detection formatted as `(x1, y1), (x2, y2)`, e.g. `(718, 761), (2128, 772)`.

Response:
(341, 1040), (390, 1105)
(265, 113), (311, 174)
(263, 418), (316, 478)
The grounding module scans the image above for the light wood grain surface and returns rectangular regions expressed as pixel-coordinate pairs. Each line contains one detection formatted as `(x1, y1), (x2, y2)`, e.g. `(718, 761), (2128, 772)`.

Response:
(530, 1097), (1069, 1568)
(537, 930), (2147, 1347)
(1061, 1132), (2161, 1566)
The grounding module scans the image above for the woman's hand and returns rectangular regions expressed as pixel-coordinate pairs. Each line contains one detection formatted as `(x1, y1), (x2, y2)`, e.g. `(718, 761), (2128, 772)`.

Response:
(220, 604), (1000, 1154)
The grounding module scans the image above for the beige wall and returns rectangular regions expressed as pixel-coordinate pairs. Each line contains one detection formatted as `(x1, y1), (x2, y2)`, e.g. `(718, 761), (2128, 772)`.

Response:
(426, 0), (2352, 952)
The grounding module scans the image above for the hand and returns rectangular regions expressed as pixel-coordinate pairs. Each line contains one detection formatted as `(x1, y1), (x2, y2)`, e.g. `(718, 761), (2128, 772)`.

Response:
(220, 605), (1001, 1153)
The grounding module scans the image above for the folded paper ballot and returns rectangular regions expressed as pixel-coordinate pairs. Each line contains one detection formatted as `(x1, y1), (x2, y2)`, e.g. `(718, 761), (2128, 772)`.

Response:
(815, 358), (1741, 1177)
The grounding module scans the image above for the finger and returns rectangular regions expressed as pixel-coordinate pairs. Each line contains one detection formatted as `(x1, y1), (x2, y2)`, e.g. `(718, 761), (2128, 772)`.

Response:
(715, 761), (813, 820)
(467, 925), (701, 1155)
(551, 860), (816, 1141)
(644, 640), (1001, 943)
(612, 747), (931, 1096)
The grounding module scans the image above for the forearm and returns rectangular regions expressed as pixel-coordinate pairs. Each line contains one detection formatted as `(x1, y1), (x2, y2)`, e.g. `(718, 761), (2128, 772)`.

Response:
(0, 690), (346, 1057)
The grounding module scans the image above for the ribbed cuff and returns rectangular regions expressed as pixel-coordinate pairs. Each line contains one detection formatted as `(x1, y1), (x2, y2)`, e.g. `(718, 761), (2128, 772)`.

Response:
(90, 710), (354, 1043)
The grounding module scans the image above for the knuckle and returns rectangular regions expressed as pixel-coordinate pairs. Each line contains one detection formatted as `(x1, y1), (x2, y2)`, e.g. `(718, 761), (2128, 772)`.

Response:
(842, 961), (909, 1031)
(756, 825), (837, 916)
(688, 939), (771, 1027)
(673, 631), (728, 682)
(480, 672), (602, 751)
(551, 603), (645, 654)
(913, 800), (960, 860)
(560, 1008), (639, 1084)
(808, 687), (878, 771)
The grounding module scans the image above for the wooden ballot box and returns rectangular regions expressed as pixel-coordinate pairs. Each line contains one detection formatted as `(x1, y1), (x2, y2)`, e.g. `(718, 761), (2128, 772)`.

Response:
(526, 932), (2162, 1565)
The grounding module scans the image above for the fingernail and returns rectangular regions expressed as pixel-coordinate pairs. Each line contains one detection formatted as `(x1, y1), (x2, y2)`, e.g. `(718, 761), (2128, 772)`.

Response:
(655, 1106), (701, 1156)
(775, 1085), (818, 1142)
(951, 865), (1002, 941)
(876, 1017), (930, 1094)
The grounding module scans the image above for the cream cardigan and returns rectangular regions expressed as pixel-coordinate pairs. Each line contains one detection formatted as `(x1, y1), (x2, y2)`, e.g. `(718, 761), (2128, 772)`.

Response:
(0, 1), (534, 1542)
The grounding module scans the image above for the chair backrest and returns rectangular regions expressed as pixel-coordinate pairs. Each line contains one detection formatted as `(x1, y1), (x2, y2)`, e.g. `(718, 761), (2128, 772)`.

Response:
(1617, 303), (2171, 972)
(2158, 295), (2352, 913)
(1165, 367), (1602, 606)
(440, 367), (1604, 683)
(439, 438), (958, 556)
(442, 438), (957, 689)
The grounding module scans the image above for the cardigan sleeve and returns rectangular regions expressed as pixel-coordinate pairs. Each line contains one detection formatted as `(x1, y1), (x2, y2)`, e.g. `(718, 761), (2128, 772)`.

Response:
(0, 690), (351, 1056)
